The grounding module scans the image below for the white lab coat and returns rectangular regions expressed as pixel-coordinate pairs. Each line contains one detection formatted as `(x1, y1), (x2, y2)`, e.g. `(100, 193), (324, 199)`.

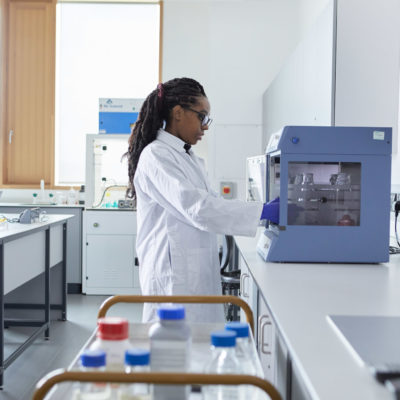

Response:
(134, 129), (263, 323)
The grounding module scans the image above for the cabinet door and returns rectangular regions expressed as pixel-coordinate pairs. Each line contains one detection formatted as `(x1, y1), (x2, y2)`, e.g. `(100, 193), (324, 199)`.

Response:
(291, 362), (312, 400)
(86, 234), (135, 288)
(239, 257), (258, 325)
(275, 330), (289, 399)
(257, 292), (276, 382)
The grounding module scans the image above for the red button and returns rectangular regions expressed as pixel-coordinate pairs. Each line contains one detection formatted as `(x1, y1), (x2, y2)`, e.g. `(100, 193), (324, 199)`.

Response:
(223, 187), (230, 194)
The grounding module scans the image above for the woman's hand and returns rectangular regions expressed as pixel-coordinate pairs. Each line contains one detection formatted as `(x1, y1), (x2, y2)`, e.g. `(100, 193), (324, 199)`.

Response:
(261, 197), (280, 224)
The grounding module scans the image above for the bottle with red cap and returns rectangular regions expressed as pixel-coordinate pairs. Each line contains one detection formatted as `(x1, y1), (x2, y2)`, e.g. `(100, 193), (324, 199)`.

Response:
(89, 317), (132, 370)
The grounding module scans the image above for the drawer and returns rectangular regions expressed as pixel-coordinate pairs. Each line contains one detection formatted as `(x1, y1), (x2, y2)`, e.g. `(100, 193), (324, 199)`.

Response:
(85, 210), (137, 234)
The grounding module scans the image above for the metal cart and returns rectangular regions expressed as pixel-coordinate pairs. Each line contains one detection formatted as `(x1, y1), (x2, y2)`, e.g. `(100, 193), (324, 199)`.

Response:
(32, 295), (282, 400)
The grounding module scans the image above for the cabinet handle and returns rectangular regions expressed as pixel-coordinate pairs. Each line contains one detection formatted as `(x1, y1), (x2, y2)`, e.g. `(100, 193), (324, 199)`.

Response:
(134, 257), (139, 266)
(9, 129), (14, 144)
(93, 222), (99, 227)
(241, 273), (250, 298)
(259, 315), (272, 355)
(257, 315), (266, 349)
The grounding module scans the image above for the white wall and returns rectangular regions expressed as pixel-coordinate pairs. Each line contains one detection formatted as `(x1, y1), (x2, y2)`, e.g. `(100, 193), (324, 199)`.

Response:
(261, 0), (400, 187)
(262, 0), (336, 150)
(162, 0), (307, 199)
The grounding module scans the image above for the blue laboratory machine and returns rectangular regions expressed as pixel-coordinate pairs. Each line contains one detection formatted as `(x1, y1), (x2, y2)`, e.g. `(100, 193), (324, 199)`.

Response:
(99, 98), (143, 134)
(254, 126), (392, 263)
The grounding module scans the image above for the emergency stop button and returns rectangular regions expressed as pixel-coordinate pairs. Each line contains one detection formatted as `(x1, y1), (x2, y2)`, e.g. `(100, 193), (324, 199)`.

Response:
(220, 181), (234, 199)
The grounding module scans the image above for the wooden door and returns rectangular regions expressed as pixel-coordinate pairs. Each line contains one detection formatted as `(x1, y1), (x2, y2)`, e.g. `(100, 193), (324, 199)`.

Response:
(5, 0), (55, 185)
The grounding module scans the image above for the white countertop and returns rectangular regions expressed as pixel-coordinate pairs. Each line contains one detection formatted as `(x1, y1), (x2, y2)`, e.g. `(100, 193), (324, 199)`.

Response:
(0, 214), (74, 241)
(0, 202), (84, 208)
(235, 229), (400, 400)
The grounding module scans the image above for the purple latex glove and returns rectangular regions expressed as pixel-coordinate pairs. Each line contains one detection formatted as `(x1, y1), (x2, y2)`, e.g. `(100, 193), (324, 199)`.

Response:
(261, 197), (280, 224)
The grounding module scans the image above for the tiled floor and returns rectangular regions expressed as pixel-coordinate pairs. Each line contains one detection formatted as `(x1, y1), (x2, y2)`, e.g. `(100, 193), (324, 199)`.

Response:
(0, 294), (143, 400)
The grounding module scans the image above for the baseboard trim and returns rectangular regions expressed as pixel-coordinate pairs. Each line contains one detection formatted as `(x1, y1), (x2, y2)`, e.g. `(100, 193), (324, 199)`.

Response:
(68, 283), (82, 294)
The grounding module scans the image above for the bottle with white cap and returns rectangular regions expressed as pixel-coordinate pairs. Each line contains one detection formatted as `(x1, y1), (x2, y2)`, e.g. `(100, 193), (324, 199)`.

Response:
(117, 349), (151, 400)
(203, 330), (242, 400)
(149, 304), (191, 400)
(74, 349), (111, 400)
(90, 317), (132, 371)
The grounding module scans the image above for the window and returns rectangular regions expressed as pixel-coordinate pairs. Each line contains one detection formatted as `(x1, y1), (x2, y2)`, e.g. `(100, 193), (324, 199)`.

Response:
(0, 0), (160, 188)
(55, 2), (160, 185)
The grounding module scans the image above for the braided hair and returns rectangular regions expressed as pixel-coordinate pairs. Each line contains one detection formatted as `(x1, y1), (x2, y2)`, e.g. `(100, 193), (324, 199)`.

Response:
(125, 77), (207, 199)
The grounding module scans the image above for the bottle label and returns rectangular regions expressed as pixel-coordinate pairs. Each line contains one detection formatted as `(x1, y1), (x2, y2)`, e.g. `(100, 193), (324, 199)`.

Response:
(150, 339), (190, 371)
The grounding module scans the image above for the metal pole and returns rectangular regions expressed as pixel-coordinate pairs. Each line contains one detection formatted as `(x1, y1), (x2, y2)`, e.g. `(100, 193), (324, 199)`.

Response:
(62, 223), (67, 321)
(45, 229), (50, 339)
(0, 242), (4, 388)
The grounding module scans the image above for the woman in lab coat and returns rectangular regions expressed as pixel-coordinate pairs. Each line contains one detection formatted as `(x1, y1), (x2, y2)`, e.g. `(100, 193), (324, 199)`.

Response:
(126, 77), (277, 322)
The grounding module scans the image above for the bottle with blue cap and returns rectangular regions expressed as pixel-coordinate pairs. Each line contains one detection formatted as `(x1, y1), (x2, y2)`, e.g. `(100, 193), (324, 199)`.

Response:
(203, 330), (242, 400)
(149, 304), (191, 400)
(117, 349), (151, 400)
(75, 349), (111, 400)
(225, 322), (258, 376)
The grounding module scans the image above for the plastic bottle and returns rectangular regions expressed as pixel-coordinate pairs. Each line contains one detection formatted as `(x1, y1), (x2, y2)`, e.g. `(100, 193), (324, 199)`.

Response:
(149, 305), (191, 400)
(75, 349), (111, 400)
(90, 317), (132, 371)
(203, 330), (242, 400)
(40, 179), (46, 202)
(117, 349), (151, 400)
(104, 192), (112, 208)
(32, 193), (38, 204)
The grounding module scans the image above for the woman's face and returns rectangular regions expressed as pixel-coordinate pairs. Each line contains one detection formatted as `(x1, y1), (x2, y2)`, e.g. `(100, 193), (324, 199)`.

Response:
(171, 96), (211, 145)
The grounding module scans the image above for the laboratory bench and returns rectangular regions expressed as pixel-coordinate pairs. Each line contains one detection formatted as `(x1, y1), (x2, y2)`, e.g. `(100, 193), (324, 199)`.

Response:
(0, 204), (83, 292)
(235, 229), (400, 400)
(0, 213), (72, 387)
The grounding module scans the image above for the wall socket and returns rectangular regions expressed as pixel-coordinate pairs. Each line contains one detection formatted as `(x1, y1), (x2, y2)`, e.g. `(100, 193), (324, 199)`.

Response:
(118, 199), (135, 209)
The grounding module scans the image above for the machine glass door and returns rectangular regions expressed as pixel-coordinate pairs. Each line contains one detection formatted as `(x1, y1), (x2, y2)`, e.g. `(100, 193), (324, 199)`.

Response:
(268, 154), (281, 202)
(246, 155), (267, 202)
(287, 161), (361, 226)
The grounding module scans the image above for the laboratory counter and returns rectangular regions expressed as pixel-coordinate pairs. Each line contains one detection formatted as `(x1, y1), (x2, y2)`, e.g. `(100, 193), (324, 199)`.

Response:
(0, 214), (73, 387)
(235, 229), (400, 400)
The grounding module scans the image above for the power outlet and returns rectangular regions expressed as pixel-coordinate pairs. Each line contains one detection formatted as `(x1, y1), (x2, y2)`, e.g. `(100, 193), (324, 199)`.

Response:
(118, 199), (135, 209)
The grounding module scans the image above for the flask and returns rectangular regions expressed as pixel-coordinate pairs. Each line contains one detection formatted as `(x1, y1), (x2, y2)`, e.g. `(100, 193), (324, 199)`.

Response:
(68, 187), (77, 205)
(149, 305), (191, 400)
(117, 349), (151, 400)
(90, 317), (132, 371)
(75, 349), (111, 400)
(203, 330), (241, 400)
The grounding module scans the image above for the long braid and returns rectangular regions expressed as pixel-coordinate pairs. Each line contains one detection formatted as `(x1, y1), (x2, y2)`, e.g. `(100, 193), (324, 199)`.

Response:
(125, 77), (206, 199)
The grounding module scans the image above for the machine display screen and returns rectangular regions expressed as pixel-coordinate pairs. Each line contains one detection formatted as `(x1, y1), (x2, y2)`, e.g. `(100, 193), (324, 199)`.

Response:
(287, 161), (361, 226)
